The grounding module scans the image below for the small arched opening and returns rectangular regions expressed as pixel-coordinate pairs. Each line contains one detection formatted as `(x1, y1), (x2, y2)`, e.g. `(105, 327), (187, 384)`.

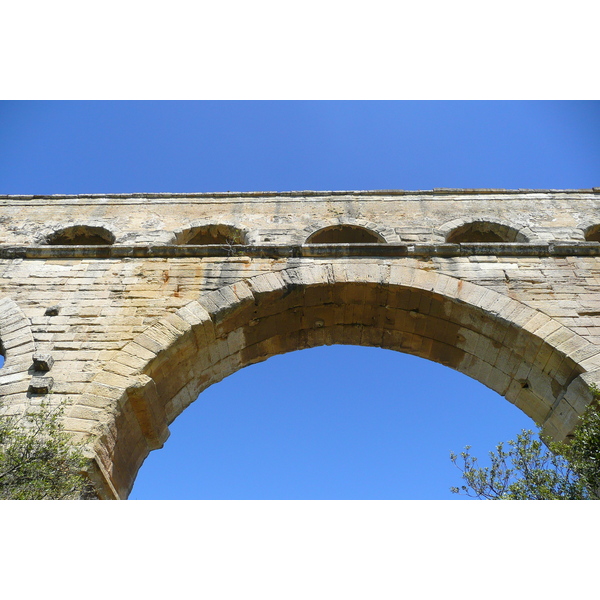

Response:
(306, 225), (385, 244)
(175, 225), (246, 245)
(446, 221), (527, 243)
(46, 225), (115, 246)
(584, 224), (600, 242)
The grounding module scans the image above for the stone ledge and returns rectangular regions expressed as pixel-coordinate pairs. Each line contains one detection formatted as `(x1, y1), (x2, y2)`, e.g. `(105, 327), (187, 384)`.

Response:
(0, 188), (597, 202)
(2, 242), (600, 260)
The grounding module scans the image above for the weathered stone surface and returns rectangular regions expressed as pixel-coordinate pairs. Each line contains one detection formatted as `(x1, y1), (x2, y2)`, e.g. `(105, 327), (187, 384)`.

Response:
(2, 189), (600, 499)
(32, 353), (54, 371)
(28, 376), (54, 394)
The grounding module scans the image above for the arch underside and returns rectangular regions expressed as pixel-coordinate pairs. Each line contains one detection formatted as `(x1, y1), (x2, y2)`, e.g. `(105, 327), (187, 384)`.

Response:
(306, 225), (385, 244)
(174, 224), (247, 245)
(90, 265), (599, 498)
(446, 222), (527, 243)
(46, 225), (115, 245)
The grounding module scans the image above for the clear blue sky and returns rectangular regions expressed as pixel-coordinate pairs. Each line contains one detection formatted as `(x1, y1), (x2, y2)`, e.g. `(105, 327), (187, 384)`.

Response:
(1, 101), (599, 501)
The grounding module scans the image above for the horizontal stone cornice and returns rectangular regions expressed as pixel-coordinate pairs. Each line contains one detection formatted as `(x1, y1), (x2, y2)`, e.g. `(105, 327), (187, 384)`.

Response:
(2, 242), (600, 259)
(1, 188), (599, 203)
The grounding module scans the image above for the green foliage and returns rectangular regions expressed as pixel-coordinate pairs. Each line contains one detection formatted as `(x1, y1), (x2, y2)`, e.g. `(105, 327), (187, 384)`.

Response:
(0, 400), (95, 500)
(552, 395), (600, 497)
(451, 397), (600, 500)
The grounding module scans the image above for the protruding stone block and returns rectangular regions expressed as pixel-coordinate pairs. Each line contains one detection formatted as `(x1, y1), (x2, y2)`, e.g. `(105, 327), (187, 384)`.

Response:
(28, 376), (54, 394)
(32, 352), (54, 371)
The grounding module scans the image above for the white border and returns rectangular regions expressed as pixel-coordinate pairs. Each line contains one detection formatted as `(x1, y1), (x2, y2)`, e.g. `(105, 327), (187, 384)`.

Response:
(1, 3), (598, 99)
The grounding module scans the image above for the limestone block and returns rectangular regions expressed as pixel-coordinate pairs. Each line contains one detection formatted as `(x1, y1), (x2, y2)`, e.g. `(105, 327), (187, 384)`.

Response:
(28, 376), (54, 394)
(32, 352), (54, 371)
(247, 272), (286, 295)
(130, 328), (173, 354)
(92, 370), (131, 390)
(177, 301), (212, 328)
(121, 340), (159, 362)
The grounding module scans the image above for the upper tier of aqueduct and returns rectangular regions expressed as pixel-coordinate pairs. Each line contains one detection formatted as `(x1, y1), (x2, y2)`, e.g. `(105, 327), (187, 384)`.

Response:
(2, 188), (600, 498)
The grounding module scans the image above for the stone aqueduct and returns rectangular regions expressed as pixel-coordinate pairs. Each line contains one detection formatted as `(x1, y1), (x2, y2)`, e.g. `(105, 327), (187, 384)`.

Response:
(1, 188), (600, 498)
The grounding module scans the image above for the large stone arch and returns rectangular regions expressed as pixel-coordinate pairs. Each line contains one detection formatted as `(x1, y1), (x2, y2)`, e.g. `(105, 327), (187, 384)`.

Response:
(82, 264), (600, 499)
(0, 297), (36, 409)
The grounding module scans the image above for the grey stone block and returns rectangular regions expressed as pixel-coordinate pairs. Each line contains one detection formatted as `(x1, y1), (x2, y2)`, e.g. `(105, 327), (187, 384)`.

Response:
(32, 353), (54, 371)
(28, 376), (54, 394)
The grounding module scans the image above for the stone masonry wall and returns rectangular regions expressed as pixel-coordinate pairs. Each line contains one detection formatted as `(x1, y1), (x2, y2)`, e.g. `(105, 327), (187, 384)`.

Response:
(1, 189), (600, 497)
